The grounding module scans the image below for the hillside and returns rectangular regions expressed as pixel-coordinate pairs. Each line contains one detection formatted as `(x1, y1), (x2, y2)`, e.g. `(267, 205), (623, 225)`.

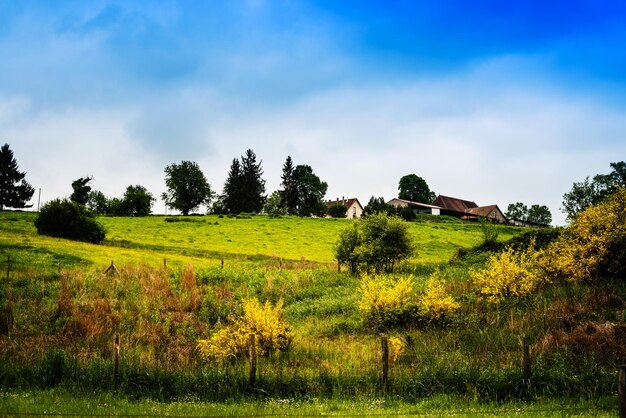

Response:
(0, 210), (622, 408)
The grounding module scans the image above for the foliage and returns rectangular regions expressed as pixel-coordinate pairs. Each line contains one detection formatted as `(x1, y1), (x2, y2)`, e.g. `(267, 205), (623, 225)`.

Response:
(293, 164), (328, 217)
(197, 298), (291, 364)
(505, 202), (528, 220)
(121, 185), (155, 216)
(34, 199), (106, 243)
(418, 271), (460, 323)
(545, 187), (626, 281)
(70, 177), (92, 206)
(0, 143), (34, 211)
(562, 161), (625, 220)
(362, 196), (397, 217)
(396, 206), (416, 222)
(327, 203), (347, 218)
(479, 217), (499, 247)
(335, 213), (414, 273)
(263, 191), (287, 216)
(527, 204), (552, 225)
(356, 274), (418, 330)
(222, 150), (266, 214)
(86, 190), (109, 214)
(398, 174), (435, 204)
(471, 241), (545, 303)
(388, 336), (405, 362)
(162, 161), (213, 216)
(279, 156), (299, 215)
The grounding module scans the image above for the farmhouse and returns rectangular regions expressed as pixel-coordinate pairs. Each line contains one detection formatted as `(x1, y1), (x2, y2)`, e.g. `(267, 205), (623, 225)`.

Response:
(326, 197), (363, 219)
(432, 195), (506, 223)
(387, 195), (507, 223)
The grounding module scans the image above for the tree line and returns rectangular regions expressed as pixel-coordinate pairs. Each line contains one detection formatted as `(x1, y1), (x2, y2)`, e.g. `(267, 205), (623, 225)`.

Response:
(1, 142), (623, 225)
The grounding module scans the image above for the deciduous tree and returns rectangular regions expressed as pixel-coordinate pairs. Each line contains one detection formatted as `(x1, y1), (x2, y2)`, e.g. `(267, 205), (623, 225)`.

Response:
(398, 174), (435, 204)
(505, 202), (528, 220)
(162, 161), (213, 216)
(0, 143), (34, 211)
(527, 204), (552, 225)
(293, 164), (327, 217)
(70, 177), (92, 206)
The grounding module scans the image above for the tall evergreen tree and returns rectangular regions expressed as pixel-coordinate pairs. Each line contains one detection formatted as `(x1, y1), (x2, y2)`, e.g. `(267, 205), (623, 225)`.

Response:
(240, 149), (266, 213)
(223, 158), (244, 214)
(279, 156), (298, 215)
(222, 149), (266, 214)
(0, 143), (34, 211)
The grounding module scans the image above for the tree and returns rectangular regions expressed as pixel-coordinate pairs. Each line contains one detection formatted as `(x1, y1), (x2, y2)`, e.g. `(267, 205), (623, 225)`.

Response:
(123, 185), (155, 216)
(527, 204), (552, 225)
(35, 199), (105, 243)
(335, 213), (414, 273)
(562, 161), (626, 220)
(505, 202), (528, 220)
(87, 190), (109, 214)
(70, 176), (92, 205)
(162, 161), (213, 216)
(293, 164), (328, 216)
(279, 156), (298, 215)
(362, 196), (397, 217)
(0, 143), (34, 211)
(240, 149), (266, 213)
(222, 150), (266, 214)
(263, 191), (287, 216)
(328, 203), (347, 218)
(398, 174), (435, 204)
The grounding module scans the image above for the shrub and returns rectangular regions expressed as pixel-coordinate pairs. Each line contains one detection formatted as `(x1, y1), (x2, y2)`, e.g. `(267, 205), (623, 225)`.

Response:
(35, 199), (106, 243)
(544, 187), (626, 282)
(335, 213), (414, 273)
(389, 336), (405, 362)
(418, 271), (460, 323)
(197, 298), (291, 364)
(356, 274), (418, 330)
(327, 203), (347, 218)
(471, 241), (544, 303)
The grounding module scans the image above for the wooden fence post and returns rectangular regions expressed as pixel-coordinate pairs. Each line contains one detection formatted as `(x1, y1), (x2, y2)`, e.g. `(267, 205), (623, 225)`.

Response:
(221, 258), (224, 269)
(248, 334), (256, 388)
(163, 258), (167, 269)
(57, 260), (61, 275)
(113, 333), (120, 386)
(6, 255), (10, 280)
(381, 335), (389, 394)
(617, 364), (626, 418)
(279, 259), (282, 271)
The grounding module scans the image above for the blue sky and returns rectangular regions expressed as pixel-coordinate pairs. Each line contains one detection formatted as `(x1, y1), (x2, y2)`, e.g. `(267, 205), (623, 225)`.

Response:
(1, 0), (625, 224)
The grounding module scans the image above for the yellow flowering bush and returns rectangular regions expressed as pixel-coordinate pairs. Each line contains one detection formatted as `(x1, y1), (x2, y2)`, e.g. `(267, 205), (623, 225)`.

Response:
(471, 241), (544, 303)
(544, 188), (626, 282)
(197, 297), (291, 364)
(388, 336), (405, 362)
(419, 271), (460, 322)
(356, 274), (418, 329)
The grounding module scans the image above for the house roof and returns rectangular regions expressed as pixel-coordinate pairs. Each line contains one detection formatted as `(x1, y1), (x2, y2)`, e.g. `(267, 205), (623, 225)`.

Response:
(432, 195), (478, 212)
(326, 198), (362, 210)
(388, 198), (443, 209)
(466, 205), (506, 219)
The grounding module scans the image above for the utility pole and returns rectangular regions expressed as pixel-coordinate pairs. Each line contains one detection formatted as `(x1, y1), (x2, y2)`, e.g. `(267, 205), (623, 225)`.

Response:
(37, 188), (41, 212)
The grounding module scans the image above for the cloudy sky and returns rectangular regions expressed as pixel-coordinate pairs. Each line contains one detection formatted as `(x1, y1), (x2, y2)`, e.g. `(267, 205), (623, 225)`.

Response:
(2, 1), (625, 225)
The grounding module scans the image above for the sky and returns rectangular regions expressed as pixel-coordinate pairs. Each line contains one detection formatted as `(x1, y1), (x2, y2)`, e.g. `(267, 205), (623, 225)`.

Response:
(1, 0), (626, 225)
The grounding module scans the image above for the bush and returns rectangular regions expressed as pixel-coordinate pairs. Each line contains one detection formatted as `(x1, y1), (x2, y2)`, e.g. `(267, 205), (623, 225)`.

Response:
(35, 199), (106, 243)
(471, 241), (544, 303)
(335, 213), (414, 273)
(418, 270), (460, 323)
(327, 203), (347, 218)
(356, 274), (418, 330)
(544, 187), (626, 282)
(197, 298), (291, 364)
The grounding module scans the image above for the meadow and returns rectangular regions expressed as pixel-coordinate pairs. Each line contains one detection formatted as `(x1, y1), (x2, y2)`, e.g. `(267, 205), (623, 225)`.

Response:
(0, 211), (623, 415)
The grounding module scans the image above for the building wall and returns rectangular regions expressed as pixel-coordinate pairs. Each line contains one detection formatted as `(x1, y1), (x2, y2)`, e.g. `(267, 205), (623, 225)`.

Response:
(347, 202), (363, 219)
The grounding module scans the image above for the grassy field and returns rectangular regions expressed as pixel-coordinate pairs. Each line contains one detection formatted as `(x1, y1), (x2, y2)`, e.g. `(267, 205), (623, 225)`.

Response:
(0, 211), (623, 415)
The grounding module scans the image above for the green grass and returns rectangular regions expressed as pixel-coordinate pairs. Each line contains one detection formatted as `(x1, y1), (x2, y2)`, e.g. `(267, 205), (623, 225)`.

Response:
(0, 389), (616, 417)
(0, 211), (622, 409)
